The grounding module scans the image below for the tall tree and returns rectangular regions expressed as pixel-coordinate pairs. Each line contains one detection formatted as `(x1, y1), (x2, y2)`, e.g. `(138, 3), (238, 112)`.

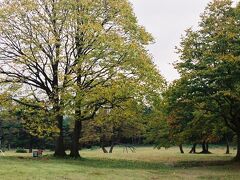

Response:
(0, 0), (84, 156)
(176, 0), (240, 161)
(65, 0), (164, 158)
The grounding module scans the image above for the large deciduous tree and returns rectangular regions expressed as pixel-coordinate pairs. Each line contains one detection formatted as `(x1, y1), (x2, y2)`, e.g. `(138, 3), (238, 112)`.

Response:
(0, 0), (79, 156)
(63, 0), (164, 158)
(176, 0), (240, 161)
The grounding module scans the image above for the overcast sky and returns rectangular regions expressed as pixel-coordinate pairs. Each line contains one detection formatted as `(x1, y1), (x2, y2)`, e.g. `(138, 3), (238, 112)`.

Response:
(130, 0), (238, 82)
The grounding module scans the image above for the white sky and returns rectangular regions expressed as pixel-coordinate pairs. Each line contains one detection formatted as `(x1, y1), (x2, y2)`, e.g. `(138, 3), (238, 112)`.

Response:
(130, 0), (238, 82)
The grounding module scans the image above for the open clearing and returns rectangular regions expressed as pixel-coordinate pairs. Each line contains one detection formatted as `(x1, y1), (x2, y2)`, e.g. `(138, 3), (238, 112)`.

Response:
(0, 146), (239, 180)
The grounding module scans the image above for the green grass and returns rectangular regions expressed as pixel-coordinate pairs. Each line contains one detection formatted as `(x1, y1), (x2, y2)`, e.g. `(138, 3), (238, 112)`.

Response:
(0, 146), (239, 179)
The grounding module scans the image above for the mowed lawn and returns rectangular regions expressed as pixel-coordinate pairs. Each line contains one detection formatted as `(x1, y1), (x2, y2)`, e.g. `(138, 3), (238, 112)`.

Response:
(0, 146), (239, 180)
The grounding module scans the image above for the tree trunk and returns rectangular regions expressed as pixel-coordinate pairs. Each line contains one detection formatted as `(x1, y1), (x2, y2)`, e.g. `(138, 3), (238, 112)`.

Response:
(201, 142), (207, 153)
(101, 144), (108, 153)
(234, 133), (240, 161)
(29, 135), (33, 153)
(0, 119), (2, 150)
(200, 141), (211, 154)
(54, 115), (66, 157)
(70, 23), (83, 158)
(51, 18), (66, 157)
(109, 143), (115, 153)
(101, 143), (108, 153)
(70, 120), (82, 158)
(189, 143), (196, 153)
(225, 136), (230, 154)
(179, 144), (184, 154)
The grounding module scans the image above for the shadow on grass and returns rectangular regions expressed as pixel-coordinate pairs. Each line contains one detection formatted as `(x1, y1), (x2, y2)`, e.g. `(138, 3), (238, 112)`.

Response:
(59, 157), (172, 171)
(51, 156), (240, 171)
(55, 155), (240, 170)
(0, 155), (170, 171)
(1, 155), (239, 171)
(174, 160), (240, 168)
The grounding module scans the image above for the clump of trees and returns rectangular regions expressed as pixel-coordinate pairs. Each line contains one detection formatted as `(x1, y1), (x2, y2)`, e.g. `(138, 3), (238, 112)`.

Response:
(0, 0), (239, 163)
(149, 0), (240, 161)
(0, 0), (165, 158)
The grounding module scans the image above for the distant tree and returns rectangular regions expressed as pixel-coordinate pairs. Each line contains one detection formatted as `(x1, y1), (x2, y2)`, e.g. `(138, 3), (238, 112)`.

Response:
(150, 73), (232, 154)
(81, 98), (145, 153)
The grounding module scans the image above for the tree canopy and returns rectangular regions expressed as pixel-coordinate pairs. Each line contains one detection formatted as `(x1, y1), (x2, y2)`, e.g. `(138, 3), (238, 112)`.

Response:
(0, 0), (165, 157)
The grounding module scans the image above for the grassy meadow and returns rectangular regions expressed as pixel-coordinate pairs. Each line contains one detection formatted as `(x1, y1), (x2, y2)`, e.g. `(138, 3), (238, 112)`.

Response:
(0, 146), (239, 180)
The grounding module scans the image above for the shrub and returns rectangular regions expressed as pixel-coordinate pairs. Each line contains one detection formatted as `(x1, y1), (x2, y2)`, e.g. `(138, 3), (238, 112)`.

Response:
(16, 148), (27, 153)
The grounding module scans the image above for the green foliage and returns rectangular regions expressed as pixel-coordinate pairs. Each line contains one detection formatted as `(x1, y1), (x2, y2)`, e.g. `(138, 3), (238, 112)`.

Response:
(148, 0), (240, 151)
(176, 0), (240, 135)
(80, 98), (146, 146)
(0, 0), (165, 156)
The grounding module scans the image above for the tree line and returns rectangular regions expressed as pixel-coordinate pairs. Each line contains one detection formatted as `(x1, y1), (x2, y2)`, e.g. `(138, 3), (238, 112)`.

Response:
(0, 0), (240, 162)
(148, 0), (240, 162)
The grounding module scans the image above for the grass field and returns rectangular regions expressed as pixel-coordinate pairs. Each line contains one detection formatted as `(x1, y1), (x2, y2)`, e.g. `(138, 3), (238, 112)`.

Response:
(0, 146), (239, 180)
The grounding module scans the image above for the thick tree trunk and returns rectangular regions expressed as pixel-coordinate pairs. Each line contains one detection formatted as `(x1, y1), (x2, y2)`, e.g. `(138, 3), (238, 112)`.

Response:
(234, 133), (240, 161)
(54, 115), (66, 157)
(70, 120), (82, 158)
(189, 143), (196, 153)
(201, 142), (207, 153)
(52, 21), (66, 157)
(202, 142), (206, 152)
(71, 27), (83, 158)
(225, 136), (230, 154)
(179, 144), (184, 154)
